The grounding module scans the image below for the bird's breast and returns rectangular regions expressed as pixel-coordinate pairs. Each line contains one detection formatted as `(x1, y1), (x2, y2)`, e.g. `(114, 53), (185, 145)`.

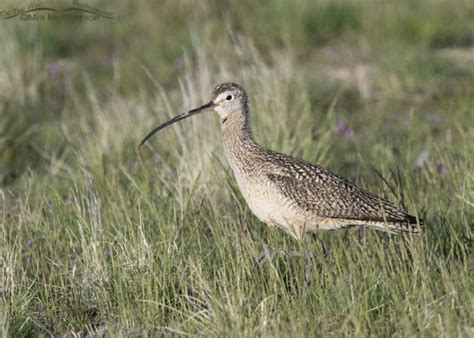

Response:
(231, 168), (309, 239)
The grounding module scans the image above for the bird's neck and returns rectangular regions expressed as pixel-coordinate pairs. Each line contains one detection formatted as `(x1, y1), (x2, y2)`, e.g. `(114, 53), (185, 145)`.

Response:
(221, 109), (260, 170)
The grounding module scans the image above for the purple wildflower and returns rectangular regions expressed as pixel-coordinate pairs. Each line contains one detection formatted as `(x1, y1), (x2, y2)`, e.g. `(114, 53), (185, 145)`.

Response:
(428, 114), (441, 125)
(26, 239), (32, 247)
(436, 163), (447, 174)
(335, 120), (354, 140)
(47, 62), (61, 79)
(39, 304), (46, 313)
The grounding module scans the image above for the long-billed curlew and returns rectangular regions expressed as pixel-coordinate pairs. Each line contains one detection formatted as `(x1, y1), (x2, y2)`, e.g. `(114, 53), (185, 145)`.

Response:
(140, 82), (422, 286)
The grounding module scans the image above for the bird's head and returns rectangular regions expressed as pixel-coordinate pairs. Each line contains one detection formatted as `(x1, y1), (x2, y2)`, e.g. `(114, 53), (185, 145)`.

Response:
(139, 82), (247, 147)
(209, 82), (248, 119)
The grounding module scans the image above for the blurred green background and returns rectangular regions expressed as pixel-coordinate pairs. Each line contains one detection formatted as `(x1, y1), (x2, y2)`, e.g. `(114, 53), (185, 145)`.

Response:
(1, 0), (473, 185)
(1, 0), (473, 336)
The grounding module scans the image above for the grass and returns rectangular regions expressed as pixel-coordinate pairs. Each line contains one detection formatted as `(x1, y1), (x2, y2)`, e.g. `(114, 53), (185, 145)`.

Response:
(1, 0), (473, 336)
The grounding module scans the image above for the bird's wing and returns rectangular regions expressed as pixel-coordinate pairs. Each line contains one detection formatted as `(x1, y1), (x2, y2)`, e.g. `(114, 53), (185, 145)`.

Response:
(263, 155), (416, 224)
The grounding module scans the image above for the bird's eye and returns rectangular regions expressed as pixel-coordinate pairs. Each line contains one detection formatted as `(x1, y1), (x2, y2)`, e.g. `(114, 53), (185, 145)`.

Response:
(226, 95), (233, 101)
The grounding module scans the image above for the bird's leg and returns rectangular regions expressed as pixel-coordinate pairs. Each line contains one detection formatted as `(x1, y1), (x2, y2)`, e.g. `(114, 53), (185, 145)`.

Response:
(257, 243), (301, 265)
(343, 226), (365, 249)
(358, 226), (365, 245)
(343, 229), (351, 247)
(303, 245), (312, 297)
(311, 233), (329, 258)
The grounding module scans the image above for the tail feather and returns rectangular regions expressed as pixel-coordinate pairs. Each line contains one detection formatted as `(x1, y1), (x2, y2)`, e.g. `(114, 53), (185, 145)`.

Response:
(355, 189), (423, 233)
(384, 217), (422, 234)
(371, 213), (423, 234)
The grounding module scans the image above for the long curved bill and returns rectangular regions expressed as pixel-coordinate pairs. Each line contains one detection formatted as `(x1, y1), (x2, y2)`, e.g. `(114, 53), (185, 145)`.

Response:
(139, 101), (216, 148)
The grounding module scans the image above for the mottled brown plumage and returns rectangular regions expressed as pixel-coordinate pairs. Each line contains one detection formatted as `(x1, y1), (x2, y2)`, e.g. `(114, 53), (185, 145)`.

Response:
(140, 82), (422, 240)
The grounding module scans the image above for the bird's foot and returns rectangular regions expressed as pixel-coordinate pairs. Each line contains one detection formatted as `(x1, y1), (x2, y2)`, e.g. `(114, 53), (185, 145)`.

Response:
(257, 243), (302, 265)
(257, 241), (328, 298)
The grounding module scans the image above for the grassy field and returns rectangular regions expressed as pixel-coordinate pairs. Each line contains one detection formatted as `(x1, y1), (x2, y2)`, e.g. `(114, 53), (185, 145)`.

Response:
(1, 0), (473, 336)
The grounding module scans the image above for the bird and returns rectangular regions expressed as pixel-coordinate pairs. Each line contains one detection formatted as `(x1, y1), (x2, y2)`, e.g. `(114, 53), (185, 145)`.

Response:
(139, 82), (422, 286)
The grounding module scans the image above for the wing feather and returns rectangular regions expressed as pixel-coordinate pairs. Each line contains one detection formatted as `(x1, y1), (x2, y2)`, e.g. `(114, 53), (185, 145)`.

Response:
(263, 155), (418, 225)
